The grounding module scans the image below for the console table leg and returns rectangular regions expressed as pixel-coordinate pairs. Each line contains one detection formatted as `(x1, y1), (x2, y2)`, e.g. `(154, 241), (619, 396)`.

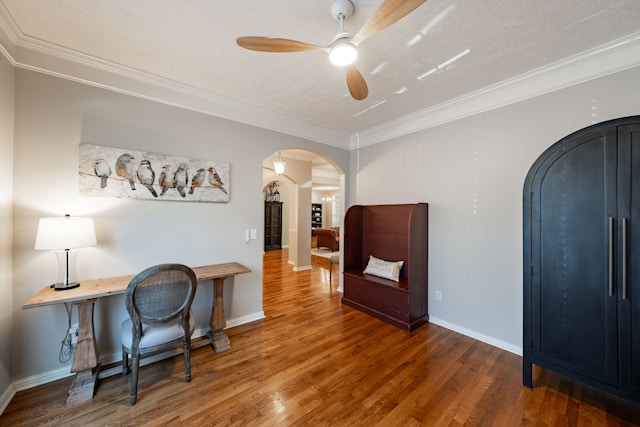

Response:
(67, 299), (100, 406)
(208, 277), (231, 352)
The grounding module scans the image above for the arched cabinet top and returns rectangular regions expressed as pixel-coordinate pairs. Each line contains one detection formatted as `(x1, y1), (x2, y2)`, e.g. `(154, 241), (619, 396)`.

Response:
(523, 115), (640, 197)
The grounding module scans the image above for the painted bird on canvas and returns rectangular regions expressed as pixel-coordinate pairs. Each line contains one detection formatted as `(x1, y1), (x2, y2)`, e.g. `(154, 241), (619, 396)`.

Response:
(93, 158), (111, 188)
(207, 167), (227, 194)
(159, 164), (175, 196)
(116, 153), (136, 190)
(137, 159), (157, 198)
(189, 168), (206, 195)
(174, 163), (189, 197)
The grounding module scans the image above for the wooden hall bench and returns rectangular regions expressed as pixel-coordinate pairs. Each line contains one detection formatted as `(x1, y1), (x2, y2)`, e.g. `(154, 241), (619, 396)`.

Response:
(342, 203), (429, 332)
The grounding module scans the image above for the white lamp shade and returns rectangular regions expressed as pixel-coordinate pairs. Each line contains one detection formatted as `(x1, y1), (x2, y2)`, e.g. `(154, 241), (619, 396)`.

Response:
(273, 159), (286, 175)
(329, 42), (357, 66)
(35, 216), (97, 250)
(273, 152), (286, 175)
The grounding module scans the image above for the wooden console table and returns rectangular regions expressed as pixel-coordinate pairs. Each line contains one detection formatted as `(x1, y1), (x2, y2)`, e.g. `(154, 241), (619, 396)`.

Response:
(22, 262), (250, 406)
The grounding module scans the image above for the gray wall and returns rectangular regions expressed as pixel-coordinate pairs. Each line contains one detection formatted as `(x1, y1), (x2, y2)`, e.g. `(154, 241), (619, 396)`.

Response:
(10, 69), (348, 381)
(349, 65), (640, 352)
(0, 50), (15, 405)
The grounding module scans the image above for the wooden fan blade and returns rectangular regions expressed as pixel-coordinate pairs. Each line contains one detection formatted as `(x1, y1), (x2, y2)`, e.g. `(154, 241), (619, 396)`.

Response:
(236, 36), (325, 53)
(351, 0), (427, 46)
(346, 65), (368, 100)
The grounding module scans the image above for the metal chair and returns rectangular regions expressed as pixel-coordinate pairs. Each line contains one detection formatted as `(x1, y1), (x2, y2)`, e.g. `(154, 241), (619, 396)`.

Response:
(121, 263), (197, 405)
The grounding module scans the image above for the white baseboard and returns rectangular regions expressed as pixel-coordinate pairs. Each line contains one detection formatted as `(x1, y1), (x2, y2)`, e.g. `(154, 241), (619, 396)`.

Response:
(226, 311), (265, 328)
(13, 366), (74, 392)
(0, 383), (16, 416)
(428, 316), (522, 356)
(287, 260), (313, 271)
(9, 311), (266, 395)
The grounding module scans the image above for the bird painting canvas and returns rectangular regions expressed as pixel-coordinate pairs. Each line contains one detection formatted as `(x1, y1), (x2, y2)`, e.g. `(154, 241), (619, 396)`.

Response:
(79, 144), (230, 203)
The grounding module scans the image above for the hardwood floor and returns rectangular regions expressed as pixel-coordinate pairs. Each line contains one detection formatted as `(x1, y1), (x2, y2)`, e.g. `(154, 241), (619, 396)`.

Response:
(3, 249), (640, 426)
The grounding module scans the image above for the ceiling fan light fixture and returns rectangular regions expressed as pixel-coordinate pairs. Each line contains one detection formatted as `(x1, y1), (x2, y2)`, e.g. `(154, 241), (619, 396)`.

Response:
(329, 42), (357, 66)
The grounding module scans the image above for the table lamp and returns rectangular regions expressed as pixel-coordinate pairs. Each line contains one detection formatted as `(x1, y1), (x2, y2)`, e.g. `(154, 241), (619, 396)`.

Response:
(34, 214), (97, 290)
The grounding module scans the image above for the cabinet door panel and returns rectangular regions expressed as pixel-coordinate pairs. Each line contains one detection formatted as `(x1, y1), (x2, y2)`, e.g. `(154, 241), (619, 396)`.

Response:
(618, 123), (640, 394)
(533, 132), (618, 386)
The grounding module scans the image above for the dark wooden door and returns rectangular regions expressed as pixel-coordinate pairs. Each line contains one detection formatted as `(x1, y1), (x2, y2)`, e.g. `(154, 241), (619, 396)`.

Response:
(264, 202), (282, 251)
(529, 127), (618, 387)
(618, 123), (640, 394)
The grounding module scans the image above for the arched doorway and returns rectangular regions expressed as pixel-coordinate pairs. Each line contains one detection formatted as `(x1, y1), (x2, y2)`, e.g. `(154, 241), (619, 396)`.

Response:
(262, 149), (345, 275)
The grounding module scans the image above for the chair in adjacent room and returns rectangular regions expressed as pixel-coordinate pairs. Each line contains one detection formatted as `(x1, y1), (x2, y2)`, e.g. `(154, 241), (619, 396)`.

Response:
(329, 254), (340, 285)
(316, 227), (340, 251)
(121, 263), (197, 405)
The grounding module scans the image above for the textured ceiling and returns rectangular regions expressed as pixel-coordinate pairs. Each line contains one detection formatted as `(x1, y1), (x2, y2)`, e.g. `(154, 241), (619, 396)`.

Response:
(1, 0), (640, 146)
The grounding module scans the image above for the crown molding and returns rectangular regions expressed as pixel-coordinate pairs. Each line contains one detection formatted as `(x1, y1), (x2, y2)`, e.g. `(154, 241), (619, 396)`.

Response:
(0, 9), (350, 149)
(350, 32), (640, 149)
(0, 3), (17, 61)
(14, 43), (349, 148)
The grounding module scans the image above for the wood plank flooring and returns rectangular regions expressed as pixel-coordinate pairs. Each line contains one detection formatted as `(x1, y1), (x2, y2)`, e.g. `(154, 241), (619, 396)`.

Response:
(3, 249), (640, 426)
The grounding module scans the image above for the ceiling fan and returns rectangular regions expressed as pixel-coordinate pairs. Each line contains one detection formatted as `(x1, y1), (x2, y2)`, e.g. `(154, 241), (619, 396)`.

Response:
(236, 0), (427, 101)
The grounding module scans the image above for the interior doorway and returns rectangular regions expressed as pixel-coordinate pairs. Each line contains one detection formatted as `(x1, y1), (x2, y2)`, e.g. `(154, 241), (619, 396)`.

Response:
(261, 149), (344, 274)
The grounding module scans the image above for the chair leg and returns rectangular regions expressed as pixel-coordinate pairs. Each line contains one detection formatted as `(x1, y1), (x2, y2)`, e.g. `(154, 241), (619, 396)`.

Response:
(329, 255), (339, 286)
(121, 348), (129, 375)
(129, 354), (139, 405)
(184, 336), (192, 382)
(329, 261), (333, 285)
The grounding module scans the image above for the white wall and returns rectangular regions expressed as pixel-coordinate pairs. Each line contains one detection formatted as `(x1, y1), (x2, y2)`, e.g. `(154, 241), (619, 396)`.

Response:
(0, 51), (15, 409)
(281, 158), (312, 270)
(11, 69), (349, 382)
(278, 180), (290, 247)
(349, 66), (640, 353)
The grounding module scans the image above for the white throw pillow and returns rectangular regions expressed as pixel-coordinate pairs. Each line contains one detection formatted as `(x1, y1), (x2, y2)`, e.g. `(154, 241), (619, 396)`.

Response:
(363, 255), (404, 282)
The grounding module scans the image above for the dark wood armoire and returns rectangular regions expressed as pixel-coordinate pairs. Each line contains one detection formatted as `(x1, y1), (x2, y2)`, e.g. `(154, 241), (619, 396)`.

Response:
(264, 201), (283, 251)
(523, 116), (640, 403)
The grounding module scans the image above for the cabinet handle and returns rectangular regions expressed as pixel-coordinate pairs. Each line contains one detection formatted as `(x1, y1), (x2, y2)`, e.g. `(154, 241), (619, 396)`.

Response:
(609, 217), (614, 297)
(622, 217), (629, 300)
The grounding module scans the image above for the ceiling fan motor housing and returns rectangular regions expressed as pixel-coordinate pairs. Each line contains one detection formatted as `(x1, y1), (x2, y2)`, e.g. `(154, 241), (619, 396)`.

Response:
(331, 0), (354, 21)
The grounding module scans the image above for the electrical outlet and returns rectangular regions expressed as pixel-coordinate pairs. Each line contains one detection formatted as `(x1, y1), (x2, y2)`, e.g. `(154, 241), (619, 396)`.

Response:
(435, 291), (442, 301)
(68, 324), (79, 346)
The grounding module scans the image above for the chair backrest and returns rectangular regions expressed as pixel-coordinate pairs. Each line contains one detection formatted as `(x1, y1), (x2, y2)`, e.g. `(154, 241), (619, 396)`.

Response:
(124, 264), (197, 332)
